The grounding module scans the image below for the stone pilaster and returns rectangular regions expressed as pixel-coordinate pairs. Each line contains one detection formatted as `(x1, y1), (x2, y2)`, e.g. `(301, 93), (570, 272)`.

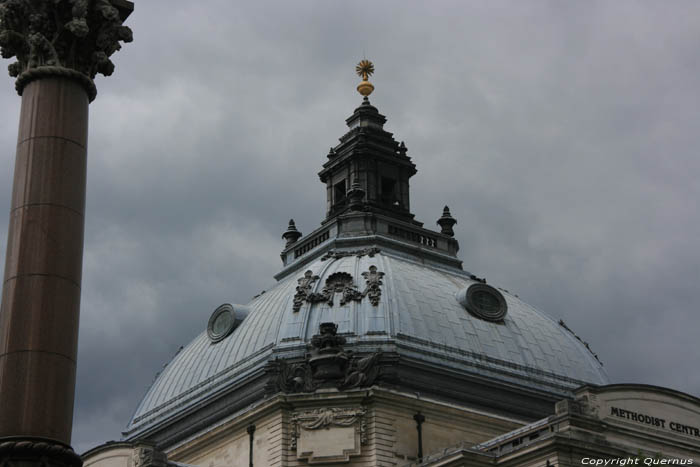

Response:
(0, 0), (133, 459)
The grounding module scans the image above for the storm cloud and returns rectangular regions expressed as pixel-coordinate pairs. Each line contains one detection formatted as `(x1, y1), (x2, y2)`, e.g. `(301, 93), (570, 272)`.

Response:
(0, 1), (698, 453)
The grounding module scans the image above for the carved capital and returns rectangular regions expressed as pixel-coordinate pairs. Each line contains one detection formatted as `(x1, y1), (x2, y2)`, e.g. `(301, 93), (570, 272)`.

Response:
(0, 0), (133, 101)
(292, 270), (319, 312)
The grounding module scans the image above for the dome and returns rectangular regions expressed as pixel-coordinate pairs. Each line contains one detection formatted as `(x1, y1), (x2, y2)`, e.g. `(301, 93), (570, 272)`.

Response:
(125, 242), (608, 437)
(124, 95), (608, 440)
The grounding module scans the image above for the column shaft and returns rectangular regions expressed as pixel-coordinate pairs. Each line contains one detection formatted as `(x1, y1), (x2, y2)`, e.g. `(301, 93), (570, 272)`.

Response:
(0, 77), (88, 444)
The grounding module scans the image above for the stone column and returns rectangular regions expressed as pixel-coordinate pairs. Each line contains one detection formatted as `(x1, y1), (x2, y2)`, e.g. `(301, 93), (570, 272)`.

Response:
(0, 1), (132, 466)
(0, 74), (88, 443)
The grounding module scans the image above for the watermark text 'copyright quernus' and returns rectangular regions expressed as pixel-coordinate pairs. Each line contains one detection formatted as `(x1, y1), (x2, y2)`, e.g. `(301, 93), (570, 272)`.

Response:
(582, 458), (694, 466)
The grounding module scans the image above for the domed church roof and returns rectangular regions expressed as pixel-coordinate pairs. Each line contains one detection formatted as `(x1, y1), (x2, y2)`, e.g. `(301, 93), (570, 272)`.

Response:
(124, 67), (608, 440)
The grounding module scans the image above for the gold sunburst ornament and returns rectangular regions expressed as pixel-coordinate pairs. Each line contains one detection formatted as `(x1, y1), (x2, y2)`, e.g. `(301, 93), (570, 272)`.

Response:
(356, 59), (375, 97)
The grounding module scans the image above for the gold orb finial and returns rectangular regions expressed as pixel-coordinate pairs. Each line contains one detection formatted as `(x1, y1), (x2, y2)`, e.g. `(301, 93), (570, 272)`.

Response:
(356, 59), (375, 97)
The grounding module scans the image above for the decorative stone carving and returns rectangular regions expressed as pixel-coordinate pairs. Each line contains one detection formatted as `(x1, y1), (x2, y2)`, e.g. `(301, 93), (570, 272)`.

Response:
(291, 407), (367, 464)
(292, 264), (385, 311)
(576, 393), (601, 418)
(294, 407), (366, 432)
(293, 270), (319, 312)
(308, 272), (363, 307)
(555, 394), (602, 419)
(361, 265), (385, 306)
(132, 447), (149, 467)
(321, 247), (380, 261)
(310, 321), (347, 350)
(555, 399), (583, 416)
(308, 322), (349, 382)
(341, 352), (381, 389)
(132, 445), (167, 467)
(0, 0), (133, 100)
(276, 359), (315, 393)
(274, 322), (381, 393)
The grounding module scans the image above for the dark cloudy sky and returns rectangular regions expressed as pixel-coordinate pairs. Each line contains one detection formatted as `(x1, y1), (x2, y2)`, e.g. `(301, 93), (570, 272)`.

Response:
(1, 0), (699, 454)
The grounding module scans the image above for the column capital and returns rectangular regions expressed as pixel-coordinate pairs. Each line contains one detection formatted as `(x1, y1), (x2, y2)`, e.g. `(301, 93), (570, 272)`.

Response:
(0, 0), (133, 101)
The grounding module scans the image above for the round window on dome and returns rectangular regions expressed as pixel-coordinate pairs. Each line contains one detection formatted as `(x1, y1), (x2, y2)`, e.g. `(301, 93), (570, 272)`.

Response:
(207, 304), (236, 343)
(457, 283), (507, 322)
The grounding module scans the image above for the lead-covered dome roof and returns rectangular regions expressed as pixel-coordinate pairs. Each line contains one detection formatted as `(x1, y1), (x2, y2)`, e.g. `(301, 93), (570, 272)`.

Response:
(125, 243), (608, 437)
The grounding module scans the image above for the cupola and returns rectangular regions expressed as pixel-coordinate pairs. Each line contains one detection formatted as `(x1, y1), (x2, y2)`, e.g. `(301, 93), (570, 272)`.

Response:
(318, 61), (418, 223)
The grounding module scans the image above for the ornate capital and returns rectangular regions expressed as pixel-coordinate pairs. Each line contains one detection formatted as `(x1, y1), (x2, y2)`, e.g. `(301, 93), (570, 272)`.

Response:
(0, 0), (133, 101)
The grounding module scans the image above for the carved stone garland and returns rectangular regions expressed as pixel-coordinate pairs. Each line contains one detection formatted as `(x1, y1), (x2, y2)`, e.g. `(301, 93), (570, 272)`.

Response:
(308, 271), (363, 307)
(292, 265), (385, 312)
(290, 407), (367, 450)
(0, 0), (134, 100)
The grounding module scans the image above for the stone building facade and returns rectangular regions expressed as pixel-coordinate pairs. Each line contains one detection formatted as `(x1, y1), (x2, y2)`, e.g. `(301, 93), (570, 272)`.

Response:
(83, 68), (699, 466)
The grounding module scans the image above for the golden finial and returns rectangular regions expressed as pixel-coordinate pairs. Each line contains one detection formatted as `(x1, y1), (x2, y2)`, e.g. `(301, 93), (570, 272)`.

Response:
(356, 59), (375, 97)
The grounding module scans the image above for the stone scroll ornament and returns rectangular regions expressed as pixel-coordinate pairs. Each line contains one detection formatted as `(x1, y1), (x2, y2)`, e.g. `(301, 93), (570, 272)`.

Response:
(361, 265), (384, 306)
(0, 0), (133, 101)
(292, 270), (319, 312)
